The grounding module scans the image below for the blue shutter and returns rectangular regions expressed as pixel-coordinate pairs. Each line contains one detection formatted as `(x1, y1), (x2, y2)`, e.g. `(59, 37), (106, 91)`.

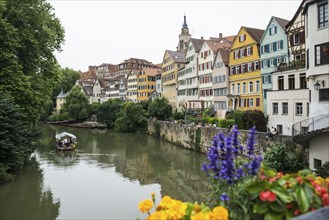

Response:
(274, 26), (277, 34)
(262, 76), (264, 83)
(280, 40), (283, 49)
(274, 58), (277, 66)
(273, 42), (277, 51)
(261, 61), (264, 68)
(261, 46), (263, 54)
(267, 60), (270, 67)
(269, 75), (272, 83)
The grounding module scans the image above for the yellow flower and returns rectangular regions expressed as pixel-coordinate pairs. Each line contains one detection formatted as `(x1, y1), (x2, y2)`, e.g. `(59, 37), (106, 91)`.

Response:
(209, 206), (229, 220)
(147, 211), (167, 220)
(191, 212), (210, 220)
(138, 199), (154, 213)
(167, 200), (187, 220)
(159, 196), (172, 209)
(193, 204), (201, 214)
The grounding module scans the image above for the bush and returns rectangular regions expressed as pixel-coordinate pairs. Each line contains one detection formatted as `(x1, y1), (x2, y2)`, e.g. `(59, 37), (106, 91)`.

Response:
(173, 111), (184, 120)
(218, 119), (234, 128)
(209, 117), (219, 125)
(263, 143), (305, 173)
(233, 110), (245, 129)
(315, 162), (329, 178)
(244, 110), (268, 132)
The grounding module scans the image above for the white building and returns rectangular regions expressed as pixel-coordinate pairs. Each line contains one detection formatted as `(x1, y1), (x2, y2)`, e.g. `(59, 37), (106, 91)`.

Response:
(293, 0), (329, 171)
(177, 38), (203, 111)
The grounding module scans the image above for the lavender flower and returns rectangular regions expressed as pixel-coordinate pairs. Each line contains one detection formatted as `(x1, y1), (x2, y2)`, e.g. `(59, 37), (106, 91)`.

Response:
(246, 126), (257, 156)
(220, 193), (230, 201)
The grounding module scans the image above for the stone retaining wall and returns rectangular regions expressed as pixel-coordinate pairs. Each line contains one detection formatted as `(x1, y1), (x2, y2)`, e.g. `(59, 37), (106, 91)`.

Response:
(147, 119), (296, 154)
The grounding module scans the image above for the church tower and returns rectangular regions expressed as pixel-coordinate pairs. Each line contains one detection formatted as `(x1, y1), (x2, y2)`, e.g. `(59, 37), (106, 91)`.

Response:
(177, 14), (191, 52)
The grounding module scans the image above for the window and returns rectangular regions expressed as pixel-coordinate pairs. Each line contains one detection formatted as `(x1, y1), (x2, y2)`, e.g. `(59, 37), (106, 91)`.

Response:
(318, 2), (328, 28)
(307, 102), (309, 116)
(241, 49), (245, 58)
(256, 98), (260, 106)
(314, 158), (322, 169)
(255, 61), (259, 70)
(241, 99), (245, 107)
(277, 41), (281, 50)
(236, 66), (240, 74)
(231, 84), (235, 94)
(296, 103), (303, 115)
(247, 47), (252, 56)
(300, 73), (307, 89)
(243, 82), (246, 93)
(241, 64), (245, 73)
(237, 83), (240, 94)
(282, 102), (288, 115)
(278, 76), (284, 90)
(239, 34), (246, 42)
(249, 98), (254, 107)
(273, 103), (278, 114)
(319, 88), (329, 101)
(270, 43), (274, 52)
(248, 63), (252, 72)
(315, 43), (329, 65)
(288, 75), (295, 89)
(249, 82), (253, 93)
(269, 26), (277, 35)
(270, 59), (274, 67)
(256, 81), (260, 92)
(263, 60), (268, 68)
(277, 125), (283, 134)
(234, 51), (239, 59)
(277, 57), (282, 65)
(293, 34), (300, 45)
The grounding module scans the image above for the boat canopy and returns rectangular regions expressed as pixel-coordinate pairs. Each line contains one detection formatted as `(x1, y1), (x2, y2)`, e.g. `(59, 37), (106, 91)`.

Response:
(55, 132), (76, 140)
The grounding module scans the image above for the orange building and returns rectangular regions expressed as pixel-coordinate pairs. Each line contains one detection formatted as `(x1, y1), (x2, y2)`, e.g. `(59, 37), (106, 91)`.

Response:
(137, 68), (162, 102)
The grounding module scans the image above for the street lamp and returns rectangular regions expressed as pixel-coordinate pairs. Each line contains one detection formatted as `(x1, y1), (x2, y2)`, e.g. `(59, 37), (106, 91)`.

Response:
(314, 80), (324, 91)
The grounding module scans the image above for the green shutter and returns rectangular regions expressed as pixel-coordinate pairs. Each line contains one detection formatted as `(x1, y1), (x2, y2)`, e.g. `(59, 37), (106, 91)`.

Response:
(273, 42), (277, 51)
(274, 26), (277, 34)
(280, 40), (283, 49)
(274, 58), (277, 66)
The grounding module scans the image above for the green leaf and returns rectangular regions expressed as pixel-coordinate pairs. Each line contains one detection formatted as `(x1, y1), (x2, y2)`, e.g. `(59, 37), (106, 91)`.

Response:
(254, 202), (269, 214)
(296, 187), (310, 212)
(264, 211), (283, 220)
(269, 182), (293, 203)
(269, 200), (285, 212)
(263, 167), (277, 178)
(246, 181), (269, 194)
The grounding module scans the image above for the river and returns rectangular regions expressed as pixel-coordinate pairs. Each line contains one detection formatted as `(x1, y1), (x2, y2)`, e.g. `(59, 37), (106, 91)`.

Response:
(0, 124), (212, 219)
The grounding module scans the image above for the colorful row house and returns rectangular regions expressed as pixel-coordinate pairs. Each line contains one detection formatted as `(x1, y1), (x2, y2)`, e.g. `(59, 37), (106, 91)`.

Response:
(228, 26), (264, 112)
(137, 67), (162, 102)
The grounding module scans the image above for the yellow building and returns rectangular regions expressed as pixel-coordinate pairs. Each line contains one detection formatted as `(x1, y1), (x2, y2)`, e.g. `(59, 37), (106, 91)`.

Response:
(228, 26), (264, 111)
(137, 68), (161, 102)
(56, 88), (67, 113)
(161, 50), (186, 108)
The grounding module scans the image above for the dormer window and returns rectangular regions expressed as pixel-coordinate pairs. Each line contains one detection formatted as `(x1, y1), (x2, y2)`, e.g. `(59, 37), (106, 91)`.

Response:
(239, 34), (246, 42)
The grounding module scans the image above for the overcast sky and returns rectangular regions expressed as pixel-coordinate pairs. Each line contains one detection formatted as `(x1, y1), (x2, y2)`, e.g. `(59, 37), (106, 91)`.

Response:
(49, 0), (301, 71)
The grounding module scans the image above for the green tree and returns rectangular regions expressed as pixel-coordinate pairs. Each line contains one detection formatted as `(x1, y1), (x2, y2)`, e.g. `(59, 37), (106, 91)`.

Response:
(0, 92), (40, 182)
(0, 0), (65, 125)
(148, 97), (172, 120)
(115, 103), (148, 132)
(96, 99), (124, 128)
(244, 110), (268, 132)
(60, 86), (91, 120)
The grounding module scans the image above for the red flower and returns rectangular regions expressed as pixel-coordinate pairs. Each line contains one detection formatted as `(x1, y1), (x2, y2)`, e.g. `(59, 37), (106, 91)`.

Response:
(260, 190), (277, 202)
(286, 203), (293, 209)
(294, 209), (301, 216)
(296, 176), (303, 185)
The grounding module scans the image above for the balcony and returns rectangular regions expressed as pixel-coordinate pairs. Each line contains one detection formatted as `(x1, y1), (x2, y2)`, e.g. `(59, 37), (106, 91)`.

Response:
(275, 60), (305, 72)
(292, 113), (329, 146)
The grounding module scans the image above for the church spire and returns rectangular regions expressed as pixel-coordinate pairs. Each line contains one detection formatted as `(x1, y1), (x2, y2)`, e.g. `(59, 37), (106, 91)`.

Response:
(182, 14), (188, 29)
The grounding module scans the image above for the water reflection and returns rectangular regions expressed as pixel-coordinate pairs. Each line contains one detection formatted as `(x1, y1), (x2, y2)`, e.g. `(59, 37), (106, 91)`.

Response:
(0, 157), (60, 220)
(40, 124), (212, 204)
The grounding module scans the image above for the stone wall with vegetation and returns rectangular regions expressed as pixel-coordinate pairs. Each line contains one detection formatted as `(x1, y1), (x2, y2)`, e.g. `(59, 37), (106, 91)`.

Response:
(147, 119), (299, 154)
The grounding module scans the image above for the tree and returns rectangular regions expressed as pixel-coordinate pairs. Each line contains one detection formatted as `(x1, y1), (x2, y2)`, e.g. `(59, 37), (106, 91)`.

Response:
(115, 103), (148, 132)
(96, 99), (124, 128)
(0, 92), (40, 182)
(60, 86), (91, 120)
(0, 0), (65, 124)
(148, 97), (173, 120)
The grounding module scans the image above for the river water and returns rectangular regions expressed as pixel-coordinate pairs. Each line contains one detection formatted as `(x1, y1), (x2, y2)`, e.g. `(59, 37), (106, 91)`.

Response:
(0, 124), (212, 219)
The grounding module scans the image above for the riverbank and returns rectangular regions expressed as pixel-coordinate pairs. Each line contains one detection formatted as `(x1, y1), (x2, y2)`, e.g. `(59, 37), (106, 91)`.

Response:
(45, 120), (107, 129)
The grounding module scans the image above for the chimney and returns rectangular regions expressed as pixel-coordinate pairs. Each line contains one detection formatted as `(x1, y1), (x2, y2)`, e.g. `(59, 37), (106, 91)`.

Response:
(201, 36), (204, 41)
(219, 33), (223, 39)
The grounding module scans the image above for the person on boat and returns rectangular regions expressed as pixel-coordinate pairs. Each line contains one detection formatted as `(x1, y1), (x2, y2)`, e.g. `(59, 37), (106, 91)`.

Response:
(63, 138), (68, 148)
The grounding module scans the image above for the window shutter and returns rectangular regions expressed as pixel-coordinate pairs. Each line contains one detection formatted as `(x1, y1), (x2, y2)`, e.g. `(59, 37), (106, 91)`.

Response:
(251, 46), (253, 55)
(289, 35), (294, 46)
(244, 34), (246, 40)
(256, 98), (260, 106)
(267, 60), (270, 67)
(274, 58), (277, 66)
(300, 31), (305, 44)
(244, 48), (247, 56)
(280, 40), (283, 49)
(269, 75), (272, 83)
(261, 46), (263, 54)
(247, 99), (249, 107)
(251, 62), (254, 71)
(262, 76), (264, 83)
(274, 26), (277, 34)
(239, 99), (241, 107)
(244, 64), (247, 72)
(261, 61), (264, 69)
(273, 42), (277, 51)
(238, 50), (240, 58)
